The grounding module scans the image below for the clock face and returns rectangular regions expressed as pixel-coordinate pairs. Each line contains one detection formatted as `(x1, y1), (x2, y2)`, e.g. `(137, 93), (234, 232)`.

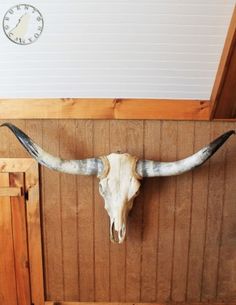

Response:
(3, 4), (44, 45)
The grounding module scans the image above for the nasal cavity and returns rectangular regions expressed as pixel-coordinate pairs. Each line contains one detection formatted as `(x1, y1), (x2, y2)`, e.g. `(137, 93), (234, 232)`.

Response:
(110, 222), (126, 243)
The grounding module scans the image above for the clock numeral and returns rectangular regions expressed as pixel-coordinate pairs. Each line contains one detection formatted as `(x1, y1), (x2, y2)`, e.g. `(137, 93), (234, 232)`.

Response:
(9, 9), (14, 14)
(19, 38), (26, 44)
(38, 26), (42, 31)
(37, 16), (42, 22)
(34, 33), (39, 38)
(28, 37), (33, 43)
(24, 5), (29, 10)
(4, 25), (9, 30)
(16, 5), (21, 10)
(4, 17), (10, 21)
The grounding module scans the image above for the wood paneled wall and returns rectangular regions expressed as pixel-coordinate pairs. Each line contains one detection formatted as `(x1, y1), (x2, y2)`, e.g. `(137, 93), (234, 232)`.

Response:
(0, 120), (236, 303)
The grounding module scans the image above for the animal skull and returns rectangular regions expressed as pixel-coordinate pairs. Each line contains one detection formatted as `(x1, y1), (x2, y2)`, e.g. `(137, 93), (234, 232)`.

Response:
(98, 153), (141, 243)
(1, 123), (234, 243)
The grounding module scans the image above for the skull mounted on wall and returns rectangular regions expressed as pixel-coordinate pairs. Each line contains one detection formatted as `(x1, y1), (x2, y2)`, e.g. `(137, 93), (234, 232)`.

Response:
(1, 123), (234, 243)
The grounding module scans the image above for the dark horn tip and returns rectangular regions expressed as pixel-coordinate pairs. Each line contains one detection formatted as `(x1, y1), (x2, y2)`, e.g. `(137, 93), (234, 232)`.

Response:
(1, 123), (24, 137)
(1, 122), (39, 158)
(209, 130), (235, 155)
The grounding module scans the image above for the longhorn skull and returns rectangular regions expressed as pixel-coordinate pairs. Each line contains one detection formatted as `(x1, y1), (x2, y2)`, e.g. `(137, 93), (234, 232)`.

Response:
(1, 123), (234, 243)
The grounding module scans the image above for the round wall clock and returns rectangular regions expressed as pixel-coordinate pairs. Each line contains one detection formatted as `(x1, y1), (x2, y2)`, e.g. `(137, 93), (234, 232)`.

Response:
(2, 4), (44, 45)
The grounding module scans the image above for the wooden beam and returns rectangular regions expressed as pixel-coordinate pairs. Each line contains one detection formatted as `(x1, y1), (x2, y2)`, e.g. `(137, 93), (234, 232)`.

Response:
(45, 303), (236, 305)
(0, 158), (35, 173)
(210, 6), (236, 119)
(0, 187), (22, 197)
(0, 98), (210, 120)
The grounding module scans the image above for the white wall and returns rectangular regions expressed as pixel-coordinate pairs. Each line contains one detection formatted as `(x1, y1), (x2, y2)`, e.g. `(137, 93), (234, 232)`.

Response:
(0, 0), (235, 99)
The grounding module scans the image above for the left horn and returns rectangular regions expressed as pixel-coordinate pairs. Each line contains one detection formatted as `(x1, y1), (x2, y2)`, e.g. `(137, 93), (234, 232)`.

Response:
(137, 130), (235, 177)
(1, 123), (103, 176)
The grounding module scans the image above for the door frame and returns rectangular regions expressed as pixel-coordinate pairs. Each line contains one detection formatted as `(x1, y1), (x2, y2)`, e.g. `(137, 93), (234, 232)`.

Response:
(0, 158), (44, 305)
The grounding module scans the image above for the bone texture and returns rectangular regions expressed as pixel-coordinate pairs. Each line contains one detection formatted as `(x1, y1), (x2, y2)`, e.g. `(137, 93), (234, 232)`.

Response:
(1, 123), (103, 176)
(137, 130), (235, 177)
(98, 153), (141, 243)
(1, 123), (234, 244)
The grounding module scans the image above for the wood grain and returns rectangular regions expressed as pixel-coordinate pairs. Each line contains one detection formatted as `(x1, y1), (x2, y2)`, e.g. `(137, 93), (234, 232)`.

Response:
(25, 161), (44, 305)
(187, 122), (210, 302)
(210, 7), (236, 119)
(10, 173), (31, 305)
(0, 186), (22, 196)
(217, 122), (236, 302)
(1, 120), (236, 303)
(0, 99), (210, 120)
(202, 124), (228, 302)
(93, 120), (110, 302)
(45, 302), (236, 305)
(42, 120), (64, 300)
(172, 122), (194, 302)
(141, 121), (160, 302)
(157, 121), (177, 302)
(59, 121), (79, 300)
(76, 120), (95, 302)
(0, 173), (18, 305)
(125, 121), (144, 302)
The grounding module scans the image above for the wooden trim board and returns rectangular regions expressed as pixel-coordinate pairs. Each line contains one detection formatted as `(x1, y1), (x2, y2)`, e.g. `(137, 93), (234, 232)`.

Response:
(0, 98), (210, 120)
(0, 158), (35, 173)
(45, 302), (236, 305)
(0, 187), (22, 197)
(210, 6), (236, 119)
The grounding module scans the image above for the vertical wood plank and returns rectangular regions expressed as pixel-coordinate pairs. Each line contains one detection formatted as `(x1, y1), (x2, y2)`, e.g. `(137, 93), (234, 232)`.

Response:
(109, 120), (127, 302)
(171, 122), (194, 302)
(217, 122), (236, 302)
(93, 120), (110, 302)
(157, 121), (177, 302)
(25, 161), (45, 305)
(10, 172), (31, 305)
(76, 120), (94, 301)
(125, 121), (144, 302)
(201, 123), (227, 302)
(25, 120), (44, 305)
(42, 120), (63, 300)
(7, 121), (31, 303)
(187, 122), (210, 302)
(141, 121), (160, 302)
(59, 120), (79, 300)
(8, 120), (26, 158)
(0, 173), (18, 305)
(0, 121), (17, 304)
(1, 119), (236, 304)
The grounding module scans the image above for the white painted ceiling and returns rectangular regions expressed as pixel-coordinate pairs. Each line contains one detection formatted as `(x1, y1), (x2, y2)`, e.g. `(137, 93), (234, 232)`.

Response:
(0, 0), (235, 99)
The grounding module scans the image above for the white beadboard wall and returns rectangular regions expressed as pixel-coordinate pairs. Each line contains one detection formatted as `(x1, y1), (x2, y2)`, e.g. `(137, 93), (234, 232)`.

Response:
(0, 0), (235, 99)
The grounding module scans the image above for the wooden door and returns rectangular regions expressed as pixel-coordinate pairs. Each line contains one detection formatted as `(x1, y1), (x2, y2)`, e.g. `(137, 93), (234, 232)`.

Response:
(0, 158), (44, 305)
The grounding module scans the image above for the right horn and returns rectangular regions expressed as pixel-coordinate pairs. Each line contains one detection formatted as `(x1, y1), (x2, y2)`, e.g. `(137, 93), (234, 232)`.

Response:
(136, 130), (235, 177)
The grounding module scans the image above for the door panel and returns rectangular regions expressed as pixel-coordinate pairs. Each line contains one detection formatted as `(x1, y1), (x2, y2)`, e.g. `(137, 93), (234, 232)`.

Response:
(0, 159), (43, 305)
(10, 173), (31, 305)
(0, 173), (18, 305)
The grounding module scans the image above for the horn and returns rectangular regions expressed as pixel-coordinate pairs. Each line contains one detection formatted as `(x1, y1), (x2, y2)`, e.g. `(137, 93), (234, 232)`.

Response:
(1, 123), (103, 176)
(137, 130), (235, 177)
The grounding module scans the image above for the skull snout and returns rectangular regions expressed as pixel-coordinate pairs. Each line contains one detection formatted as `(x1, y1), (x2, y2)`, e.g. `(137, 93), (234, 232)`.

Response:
(110, 219), (126, 243)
